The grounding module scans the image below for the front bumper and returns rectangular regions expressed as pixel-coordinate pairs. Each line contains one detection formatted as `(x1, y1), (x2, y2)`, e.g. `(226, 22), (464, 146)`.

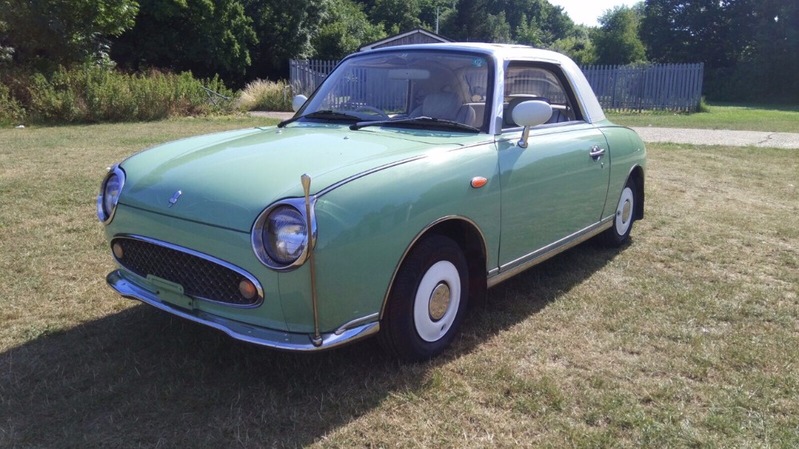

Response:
(107, 270), (380, 351)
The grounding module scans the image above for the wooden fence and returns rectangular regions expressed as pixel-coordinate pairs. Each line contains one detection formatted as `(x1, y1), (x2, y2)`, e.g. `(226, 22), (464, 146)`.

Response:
(289, 59), (338, 97)
(581, 63), (704, 112)
(290, 59), (704, 112)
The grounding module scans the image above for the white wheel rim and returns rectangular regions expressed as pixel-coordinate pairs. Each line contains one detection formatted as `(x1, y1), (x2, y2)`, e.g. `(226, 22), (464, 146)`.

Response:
(615, 186), (634, 236)
(413, 260), (461, 343)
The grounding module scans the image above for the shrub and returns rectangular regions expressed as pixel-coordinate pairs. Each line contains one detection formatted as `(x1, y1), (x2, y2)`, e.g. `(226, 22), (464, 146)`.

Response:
(236, 79), (295, 112)
(697, 96), (711, 113)
(24, 65), (235, 123)
(0, 82), (26, 125)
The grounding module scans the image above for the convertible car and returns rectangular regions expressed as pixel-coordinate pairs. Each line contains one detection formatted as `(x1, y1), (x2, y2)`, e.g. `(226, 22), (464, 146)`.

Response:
(98, 43), (646, 360)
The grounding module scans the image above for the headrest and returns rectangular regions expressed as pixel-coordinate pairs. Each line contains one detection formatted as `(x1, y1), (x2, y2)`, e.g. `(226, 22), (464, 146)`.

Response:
(422, 92), (461, 120)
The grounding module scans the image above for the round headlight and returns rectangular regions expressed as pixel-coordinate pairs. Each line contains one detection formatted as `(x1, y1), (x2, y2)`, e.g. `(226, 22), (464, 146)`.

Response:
(252, 198), (316, 271)
(263, 205), (308, 266)
(97, 165), (125, 223)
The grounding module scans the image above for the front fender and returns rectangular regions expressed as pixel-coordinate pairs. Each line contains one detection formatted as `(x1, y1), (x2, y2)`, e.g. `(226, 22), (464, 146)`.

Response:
(280, 141), (501, 333)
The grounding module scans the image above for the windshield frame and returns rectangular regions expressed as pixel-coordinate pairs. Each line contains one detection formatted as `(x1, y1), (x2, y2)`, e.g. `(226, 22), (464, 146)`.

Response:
(294, 48), (497, 134)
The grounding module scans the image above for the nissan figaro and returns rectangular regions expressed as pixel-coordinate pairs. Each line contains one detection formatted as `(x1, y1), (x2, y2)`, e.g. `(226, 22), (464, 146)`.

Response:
(98, 43), (646, 360)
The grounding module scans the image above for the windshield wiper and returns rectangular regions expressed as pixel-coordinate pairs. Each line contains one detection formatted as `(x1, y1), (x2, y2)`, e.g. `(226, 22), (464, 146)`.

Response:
(350, 116), (480, 133)
(278, 110), (363, 128)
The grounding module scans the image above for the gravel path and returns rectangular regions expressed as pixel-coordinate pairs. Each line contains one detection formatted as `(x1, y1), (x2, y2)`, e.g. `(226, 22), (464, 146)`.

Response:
(631, 127), (799, 149)
(249, 112), (799, 149)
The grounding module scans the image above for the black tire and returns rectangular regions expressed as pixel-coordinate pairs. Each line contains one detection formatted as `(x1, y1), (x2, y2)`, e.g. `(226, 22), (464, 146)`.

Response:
(379, 235), (469, 361)
(602, 178), (637, 247)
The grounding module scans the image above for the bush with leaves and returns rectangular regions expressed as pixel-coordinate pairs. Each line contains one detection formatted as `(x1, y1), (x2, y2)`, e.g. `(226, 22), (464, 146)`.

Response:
(0, 81), (25, 125)
(26, 65), (235, 123)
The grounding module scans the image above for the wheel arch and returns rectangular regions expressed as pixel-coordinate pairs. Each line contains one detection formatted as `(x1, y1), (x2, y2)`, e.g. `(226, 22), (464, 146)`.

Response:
(627, 164), (645, 220)
(379, 216), (488, 319)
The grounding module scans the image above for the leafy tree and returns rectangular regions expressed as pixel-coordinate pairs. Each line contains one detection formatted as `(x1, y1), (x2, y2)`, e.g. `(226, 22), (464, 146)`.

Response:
(725, 0), (799, 101)
(443, 0), (576, 46)
(515, 13), (546, 47)
(551, 26), (596, 65)
(0, 18), (12, 65)
(0, 0), (139, 71)
(444, 0), (489, 41)
(112, 0), (256, 84)
(243, 0), (326, 79)
(640, 0), (740, 100)
(484, 12), (513, 43)
(538, 3), (576, 43)
(369, 0), (422, 34)
(313, 0), (385, 59)
(501, 0), (574, 44)
(641, 0), (799, 101)
(497, 0), (577, 45)
(641, 0), (736, 68)
(418, 0), (457, 33)
(592, 5), (646, 65)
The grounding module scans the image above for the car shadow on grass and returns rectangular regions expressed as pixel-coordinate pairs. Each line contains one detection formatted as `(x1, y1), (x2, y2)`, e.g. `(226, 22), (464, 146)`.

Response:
(0, 240), (624, 447)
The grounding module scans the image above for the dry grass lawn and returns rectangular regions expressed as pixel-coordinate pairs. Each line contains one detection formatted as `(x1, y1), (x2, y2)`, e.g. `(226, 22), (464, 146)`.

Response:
(1, 117), (797, 448)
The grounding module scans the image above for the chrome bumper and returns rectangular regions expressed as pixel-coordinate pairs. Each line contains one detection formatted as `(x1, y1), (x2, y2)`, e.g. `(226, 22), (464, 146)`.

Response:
(106, 270), (380, 351)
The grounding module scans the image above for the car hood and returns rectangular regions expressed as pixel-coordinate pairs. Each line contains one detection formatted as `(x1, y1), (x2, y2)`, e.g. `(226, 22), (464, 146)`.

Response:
(118, 123), (467, 231)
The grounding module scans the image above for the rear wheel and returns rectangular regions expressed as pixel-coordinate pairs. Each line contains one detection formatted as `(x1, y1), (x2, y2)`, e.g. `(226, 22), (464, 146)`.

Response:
(602, 178), (637, 247)
(379, 235), (469, 361)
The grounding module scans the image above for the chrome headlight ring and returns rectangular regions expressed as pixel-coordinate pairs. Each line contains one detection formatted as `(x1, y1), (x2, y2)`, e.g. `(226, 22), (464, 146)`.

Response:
(251, 197), (317, 271)
(97, 164), (125, 224)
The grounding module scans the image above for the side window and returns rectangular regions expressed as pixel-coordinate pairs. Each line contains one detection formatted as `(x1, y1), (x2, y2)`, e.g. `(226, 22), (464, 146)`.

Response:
(502, 64), (578, 130)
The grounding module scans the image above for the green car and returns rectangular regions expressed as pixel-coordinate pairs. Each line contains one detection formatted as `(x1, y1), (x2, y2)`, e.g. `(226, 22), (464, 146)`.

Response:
(98, 43), (646, 360)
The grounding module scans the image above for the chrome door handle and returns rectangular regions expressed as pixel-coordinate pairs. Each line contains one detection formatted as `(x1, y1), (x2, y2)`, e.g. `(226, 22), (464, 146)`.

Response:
(589, 146), (605, 159)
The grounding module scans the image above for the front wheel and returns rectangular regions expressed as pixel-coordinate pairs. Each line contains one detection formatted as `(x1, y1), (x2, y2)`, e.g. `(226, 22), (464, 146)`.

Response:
(379, 235), (469, 361)
(602, 178), (637, 247)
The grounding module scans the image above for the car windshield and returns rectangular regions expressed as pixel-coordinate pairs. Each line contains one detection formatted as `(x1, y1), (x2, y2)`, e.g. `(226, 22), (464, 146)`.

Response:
(298, 50), (491, 132)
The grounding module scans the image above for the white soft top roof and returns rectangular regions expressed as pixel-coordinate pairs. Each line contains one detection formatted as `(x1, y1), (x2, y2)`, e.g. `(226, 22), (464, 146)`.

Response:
(359, 42), (606, 124)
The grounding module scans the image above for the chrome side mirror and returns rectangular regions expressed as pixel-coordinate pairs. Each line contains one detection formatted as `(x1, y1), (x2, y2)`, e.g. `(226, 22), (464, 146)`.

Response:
(292, 95), (308, 112)
(512, 100), (553, 148)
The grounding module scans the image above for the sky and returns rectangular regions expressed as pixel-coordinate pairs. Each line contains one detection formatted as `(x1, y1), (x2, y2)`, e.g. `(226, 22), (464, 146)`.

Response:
(548, 0), (642, 27)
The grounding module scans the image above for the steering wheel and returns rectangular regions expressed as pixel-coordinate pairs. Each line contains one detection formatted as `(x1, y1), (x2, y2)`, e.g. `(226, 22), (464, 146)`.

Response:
(352, 105), (389, 119)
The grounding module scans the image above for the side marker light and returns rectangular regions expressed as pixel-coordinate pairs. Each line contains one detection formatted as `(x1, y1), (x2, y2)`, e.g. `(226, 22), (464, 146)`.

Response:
(470, 177), (488, 189)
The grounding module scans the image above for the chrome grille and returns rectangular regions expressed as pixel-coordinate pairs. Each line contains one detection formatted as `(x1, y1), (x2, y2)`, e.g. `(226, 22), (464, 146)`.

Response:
(111, 237), (262, 306)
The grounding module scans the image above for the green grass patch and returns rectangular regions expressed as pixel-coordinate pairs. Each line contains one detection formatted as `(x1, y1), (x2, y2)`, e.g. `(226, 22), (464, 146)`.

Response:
(609, 102), (799, 132)
(1, 119), (797, 447)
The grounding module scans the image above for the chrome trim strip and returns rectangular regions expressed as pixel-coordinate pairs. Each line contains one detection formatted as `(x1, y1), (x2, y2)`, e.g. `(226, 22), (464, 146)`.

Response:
(108, 270), (380, 351)
(487, 218), (613, 288)
(113, 234), (265, 308)
(317, 155), (427, 198)
(97, 164), (125, 224)
(335, 313), (380, 335)
(316, 141), (494, 198)
(301, 174), (323, 347)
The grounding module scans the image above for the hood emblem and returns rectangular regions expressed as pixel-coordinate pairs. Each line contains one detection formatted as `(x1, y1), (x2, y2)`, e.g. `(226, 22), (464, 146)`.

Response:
(168, 190), (183, 208)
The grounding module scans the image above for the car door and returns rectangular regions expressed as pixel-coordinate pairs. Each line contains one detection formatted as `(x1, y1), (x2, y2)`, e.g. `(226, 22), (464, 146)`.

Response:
(497, 63), (610, 268)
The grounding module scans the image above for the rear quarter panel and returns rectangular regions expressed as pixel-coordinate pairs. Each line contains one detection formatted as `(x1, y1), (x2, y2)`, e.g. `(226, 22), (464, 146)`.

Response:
(598, 123), (647, 220)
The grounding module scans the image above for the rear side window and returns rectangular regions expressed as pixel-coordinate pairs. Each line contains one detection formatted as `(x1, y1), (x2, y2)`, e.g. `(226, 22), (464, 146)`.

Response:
(502, 64), (579, 129)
